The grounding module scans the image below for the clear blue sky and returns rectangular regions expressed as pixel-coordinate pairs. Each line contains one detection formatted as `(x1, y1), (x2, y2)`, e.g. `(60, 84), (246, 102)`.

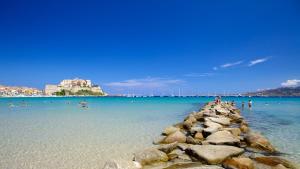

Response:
(0, 0), (300, 95)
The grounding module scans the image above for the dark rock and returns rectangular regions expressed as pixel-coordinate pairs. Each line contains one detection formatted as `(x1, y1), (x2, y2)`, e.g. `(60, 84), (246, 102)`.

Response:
(186, 136), (201, 145)
(222, 157), (254, 169)
(245, 132), (276, 153)
(157, 142), (178, 154)
(254, 156), (297, 169)
(167, 149), (185, 160)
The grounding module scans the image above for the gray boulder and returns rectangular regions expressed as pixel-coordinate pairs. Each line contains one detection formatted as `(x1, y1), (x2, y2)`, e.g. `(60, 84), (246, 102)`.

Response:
(208, 117), (231, 126)
(167, 148), (185, 160)
(204, 120), (223, 128)
(153, 135), (167, 145)
(134, 148), (168, 165)
(164, 131), (187, 143)
(186, 136), (201, 145)
(221, 128), (241, 137)
(215, 108), (230, 115)
(203, 120), (223, 134)
(163, 126), (180, 135)
(205, 130), (240, 145)
(177, 143), (192, 151)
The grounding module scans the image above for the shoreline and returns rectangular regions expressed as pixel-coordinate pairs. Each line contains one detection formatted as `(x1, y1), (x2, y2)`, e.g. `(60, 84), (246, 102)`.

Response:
(2, 96), (300, 98)
(103, 101), (298, 169)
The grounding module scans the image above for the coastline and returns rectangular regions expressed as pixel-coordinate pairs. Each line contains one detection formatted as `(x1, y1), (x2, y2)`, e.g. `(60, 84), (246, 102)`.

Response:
(2, 95), (300, 98)
(103, 100), (299, 169)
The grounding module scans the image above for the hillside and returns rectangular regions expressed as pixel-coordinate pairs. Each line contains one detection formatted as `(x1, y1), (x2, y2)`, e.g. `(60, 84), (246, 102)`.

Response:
(245, 86), (300, 96)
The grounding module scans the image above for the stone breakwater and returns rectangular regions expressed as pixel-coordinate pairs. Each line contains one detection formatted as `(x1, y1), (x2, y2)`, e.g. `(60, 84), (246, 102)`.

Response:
(103, 102), (298, 169)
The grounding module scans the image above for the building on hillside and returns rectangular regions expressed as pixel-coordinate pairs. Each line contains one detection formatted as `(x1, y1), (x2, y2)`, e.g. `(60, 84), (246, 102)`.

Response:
(44, 78), (106, 96)
(0, 85), (43, 97)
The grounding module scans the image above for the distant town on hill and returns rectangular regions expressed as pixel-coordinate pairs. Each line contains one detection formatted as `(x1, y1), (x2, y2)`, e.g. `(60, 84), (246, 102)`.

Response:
(45, 78), (107, 96)
(0, 78), (107, 97)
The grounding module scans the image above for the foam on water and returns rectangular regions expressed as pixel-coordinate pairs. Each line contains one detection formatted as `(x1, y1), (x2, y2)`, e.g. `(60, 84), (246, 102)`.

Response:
(0, 97), (299, 168)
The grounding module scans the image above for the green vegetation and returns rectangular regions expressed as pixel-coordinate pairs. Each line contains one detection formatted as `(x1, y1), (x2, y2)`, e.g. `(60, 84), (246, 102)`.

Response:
(75, 90), (105, 96)
(54, 89), (105, 96)
(54, 89), (69, 96)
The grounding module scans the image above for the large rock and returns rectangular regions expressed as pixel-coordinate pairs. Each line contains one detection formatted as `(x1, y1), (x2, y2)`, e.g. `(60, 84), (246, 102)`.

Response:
(177, 143), (191, 151)
(176, 153), (192, 161)
(240, 124), (249, 133)
(194, 132), (204, 140)
(103, 160), (142, 169)
(204, 120), (223, 129)
(134, 148), (168, 165)
(187, 145), (244, 164)
(167, 148), (185, 160)
(245, 132), (276, 153)
(184, 165), (224, 169)
(185, 115), (197, 123)
(215, 108), (230, 115)
(174, 122), (184, 129)
(228, 113), (243, 122)
(163, 126), (180, 135)
(221, 128), (241, 137)
(274, 164), (288, 169)
(203, 126), (220, 134)
(222, 157), (254, 169)
(192, 112), (204, 121)
(157, 142), (178, 154)
(186, 136), (201, 144)
(153, 135), (167, 145)
(164, 131), (187, 143)
(183, 120), (194, 129)
(145, 162), (220, 169)
(241, 120), (249, 126)
(208, 117), (231, 126)
(203, 120), (223, 134)
(203, 111), (220, 118)
(254, 156), (297, 169)
(205, 130), (240, 145)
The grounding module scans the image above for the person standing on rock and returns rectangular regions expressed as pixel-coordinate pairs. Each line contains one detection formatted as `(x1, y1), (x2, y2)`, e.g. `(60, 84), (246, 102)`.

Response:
(248, 100), (252, 109)
(215, 96), (221, 104)
(214, 96), (219, 104)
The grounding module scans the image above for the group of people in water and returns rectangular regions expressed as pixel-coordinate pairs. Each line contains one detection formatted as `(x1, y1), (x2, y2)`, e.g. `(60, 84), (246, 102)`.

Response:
(214, 96), (252, 109)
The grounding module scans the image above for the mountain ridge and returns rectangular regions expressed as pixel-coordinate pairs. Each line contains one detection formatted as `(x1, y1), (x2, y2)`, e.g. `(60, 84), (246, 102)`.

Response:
(244, 86), (300, 96)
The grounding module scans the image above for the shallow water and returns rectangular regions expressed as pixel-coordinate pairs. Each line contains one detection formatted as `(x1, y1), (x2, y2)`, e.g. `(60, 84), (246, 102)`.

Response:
(0, 97), (299, 168)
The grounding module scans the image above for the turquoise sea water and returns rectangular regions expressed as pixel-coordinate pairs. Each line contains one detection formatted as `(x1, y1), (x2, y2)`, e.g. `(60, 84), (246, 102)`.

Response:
(0, 97), (299, 169)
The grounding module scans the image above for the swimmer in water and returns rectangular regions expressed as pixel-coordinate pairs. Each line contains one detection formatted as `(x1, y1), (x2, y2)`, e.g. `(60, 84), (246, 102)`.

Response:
(242, 101), (245, 109)
(248, 100), (252, 109)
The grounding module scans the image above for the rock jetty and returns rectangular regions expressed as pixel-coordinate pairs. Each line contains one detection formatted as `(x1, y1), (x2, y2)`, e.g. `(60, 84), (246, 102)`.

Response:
(103, 101), (298, 169)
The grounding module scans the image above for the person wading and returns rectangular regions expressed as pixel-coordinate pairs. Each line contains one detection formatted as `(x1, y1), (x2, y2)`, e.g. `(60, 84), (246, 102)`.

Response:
(248, 100), (252, 109)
